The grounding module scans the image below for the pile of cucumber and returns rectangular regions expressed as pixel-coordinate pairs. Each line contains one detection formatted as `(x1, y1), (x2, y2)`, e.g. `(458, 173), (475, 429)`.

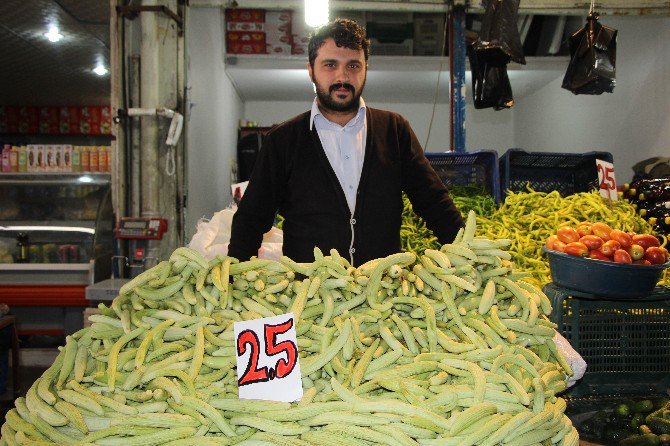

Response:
(576, 397), (670, 445)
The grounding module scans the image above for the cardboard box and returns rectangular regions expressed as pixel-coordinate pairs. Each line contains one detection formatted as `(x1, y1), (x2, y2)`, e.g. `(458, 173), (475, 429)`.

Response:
(39, 107), (60, 134)
(227, 22), (264, 32)
(227, 31), (267, 54)
(18, 107), (39, 133)
(291, 43), (308, 56)
(370, 37), (413, 56)
(225, 8), (264, 23)
(265, 10), (292, 34)
(59, 107), (70, 134)
(414, 13), (446, 56)
(367, 12), (414, 43)
(68, 106), (80, 135)
(80, 106), (101, 134)
(267, 44), (293, 55)
(100, 107), (112, 134)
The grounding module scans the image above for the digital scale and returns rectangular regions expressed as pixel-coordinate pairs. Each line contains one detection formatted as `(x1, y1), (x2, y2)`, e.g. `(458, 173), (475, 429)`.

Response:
(87, 217), (169, 302)
(115, 217), (168, 239)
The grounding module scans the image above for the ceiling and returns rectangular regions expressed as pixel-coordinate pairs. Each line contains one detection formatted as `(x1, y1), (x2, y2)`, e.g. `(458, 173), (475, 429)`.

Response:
(225, 54), (570, 105)
(0, 0), (111, 106)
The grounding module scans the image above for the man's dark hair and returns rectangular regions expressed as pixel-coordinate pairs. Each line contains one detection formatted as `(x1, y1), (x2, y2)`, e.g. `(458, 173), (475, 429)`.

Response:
(308, 19), (370, 67)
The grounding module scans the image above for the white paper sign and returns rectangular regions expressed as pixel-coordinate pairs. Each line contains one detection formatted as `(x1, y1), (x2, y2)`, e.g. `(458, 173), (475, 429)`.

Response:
(596, 159), (618, 201)
(231, 181), (249, 206)
(233, 313), (303, 403)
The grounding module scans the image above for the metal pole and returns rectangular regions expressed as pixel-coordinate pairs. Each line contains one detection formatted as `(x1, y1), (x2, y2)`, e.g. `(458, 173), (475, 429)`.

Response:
(449, 5), (467, 152)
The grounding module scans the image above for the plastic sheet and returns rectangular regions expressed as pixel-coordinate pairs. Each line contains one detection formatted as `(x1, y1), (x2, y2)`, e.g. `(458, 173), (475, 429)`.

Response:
(468, 0), (525, 110)
(469, 47), (514, 110)
(473, 0), (526, 65)
(562, 12), (617, 95)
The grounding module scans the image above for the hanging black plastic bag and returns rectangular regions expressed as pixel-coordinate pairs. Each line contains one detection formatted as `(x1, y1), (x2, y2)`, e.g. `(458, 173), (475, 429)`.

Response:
(468, 46), (514, 110)
(473, 0), (526, 65)
(562, 11), (617, 95)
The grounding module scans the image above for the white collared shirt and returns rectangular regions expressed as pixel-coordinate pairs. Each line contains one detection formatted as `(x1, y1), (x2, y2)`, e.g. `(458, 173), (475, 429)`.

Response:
(309, 97), (367, 214)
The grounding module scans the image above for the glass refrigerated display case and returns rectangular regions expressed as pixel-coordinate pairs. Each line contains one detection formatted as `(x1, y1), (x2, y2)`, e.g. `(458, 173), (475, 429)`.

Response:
(0, 172), (113, 336)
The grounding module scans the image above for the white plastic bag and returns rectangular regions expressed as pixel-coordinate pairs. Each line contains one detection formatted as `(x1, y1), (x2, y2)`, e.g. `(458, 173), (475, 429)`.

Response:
(553, 331), (587, 388)
(188, 206), (283, 261)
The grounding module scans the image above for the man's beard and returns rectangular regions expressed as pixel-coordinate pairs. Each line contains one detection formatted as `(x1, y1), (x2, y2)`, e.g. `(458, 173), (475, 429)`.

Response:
(313, 74), (365, 113)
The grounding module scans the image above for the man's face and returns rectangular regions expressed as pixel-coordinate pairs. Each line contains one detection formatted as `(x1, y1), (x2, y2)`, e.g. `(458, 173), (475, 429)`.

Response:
(308, 38), (367, 113)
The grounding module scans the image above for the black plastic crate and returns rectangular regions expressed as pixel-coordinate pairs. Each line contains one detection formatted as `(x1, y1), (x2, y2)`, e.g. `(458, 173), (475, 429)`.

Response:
(543, 283), (670, 397)
(425, 150), (501, 203)
(500, 149), (614, 198)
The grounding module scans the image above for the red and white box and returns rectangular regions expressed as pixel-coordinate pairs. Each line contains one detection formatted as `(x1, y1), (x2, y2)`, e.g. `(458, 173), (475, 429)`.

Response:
(227, 31), (267, 54)
(225, 9), (264, 23)
(68, 106), (80, 135)
(18, 107), (39, 133)
(100, 106), (112, 134)
(80, 106), (101, 134)
(265, 10), (292, 54)
(39, 107), (60, 134)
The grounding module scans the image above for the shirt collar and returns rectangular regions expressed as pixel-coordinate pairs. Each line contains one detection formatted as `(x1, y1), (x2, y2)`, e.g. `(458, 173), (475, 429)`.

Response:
(309, 97), (366, 130)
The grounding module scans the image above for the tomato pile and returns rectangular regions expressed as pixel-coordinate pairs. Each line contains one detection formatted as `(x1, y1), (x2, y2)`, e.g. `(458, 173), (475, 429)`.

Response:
(546, 222), (670, 265)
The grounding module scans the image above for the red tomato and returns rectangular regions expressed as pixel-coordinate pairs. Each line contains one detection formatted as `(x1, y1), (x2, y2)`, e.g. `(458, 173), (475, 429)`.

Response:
(600, 240), (621, 256)
(633, 259), (652, 265)
(563, 242), (589, 257)
(609, 230), (633, 250)
(632, 234), (661, 250)
(592, 222), (613, 240)
(613, 249), (632, 264)
(579, 235), (603, 251)
(557, 227), (580, 244)
(553, 241), (567, 253)
(576, 222), (593, 237)
(546, 235), (559, 250)
(589, 250), (612, 261)
(644, 246), (667, 265)
(660, 247), (670, 262)
(626, 244), (645, 261)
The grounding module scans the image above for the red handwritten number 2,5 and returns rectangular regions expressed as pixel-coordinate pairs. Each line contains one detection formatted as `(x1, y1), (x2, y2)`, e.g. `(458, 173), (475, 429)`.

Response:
(237, 319), (298, 386)
(598, 164), (615, 190)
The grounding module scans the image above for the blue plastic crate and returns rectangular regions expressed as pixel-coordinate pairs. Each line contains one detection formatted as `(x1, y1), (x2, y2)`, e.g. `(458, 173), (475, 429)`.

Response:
(499, 149), (614, 199)
(425, 150), (501, 203)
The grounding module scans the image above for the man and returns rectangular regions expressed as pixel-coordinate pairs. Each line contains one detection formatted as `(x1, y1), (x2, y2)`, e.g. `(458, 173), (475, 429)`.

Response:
(228, 19), (463, 266)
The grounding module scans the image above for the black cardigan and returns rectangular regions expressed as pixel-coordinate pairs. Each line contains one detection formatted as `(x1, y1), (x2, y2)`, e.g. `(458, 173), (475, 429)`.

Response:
(228, 107), (464, 266)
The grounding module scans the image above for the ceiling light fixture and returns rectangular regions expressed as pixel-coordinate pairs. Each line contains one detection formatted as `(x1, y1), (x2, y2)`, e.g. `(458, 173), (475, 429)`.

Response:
(44, 25), (63, 43)
(305, 0), (329, 27)
(93, 63), (108, 76)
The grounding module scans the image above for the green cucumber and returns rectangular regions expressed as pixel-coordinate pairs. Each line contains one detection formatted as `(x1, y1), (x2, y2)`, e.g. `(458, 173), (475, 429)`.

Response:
(619, 433), (660, 446)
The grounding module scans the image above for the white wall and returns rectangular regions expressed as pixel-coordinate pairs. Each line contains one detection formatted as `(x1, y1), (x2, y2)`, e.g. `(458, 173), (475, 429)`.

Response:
(243, 101), (515, 153)
(514, 16), (670, 183)
(185, 8), (243, 239)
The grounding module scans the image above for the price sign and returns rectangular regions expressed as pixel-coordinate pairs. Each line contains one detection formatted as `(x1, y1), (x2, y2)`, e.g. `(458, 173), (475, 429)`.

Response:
(233, 313), (303, 403)
(596, 159), (618, 201)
